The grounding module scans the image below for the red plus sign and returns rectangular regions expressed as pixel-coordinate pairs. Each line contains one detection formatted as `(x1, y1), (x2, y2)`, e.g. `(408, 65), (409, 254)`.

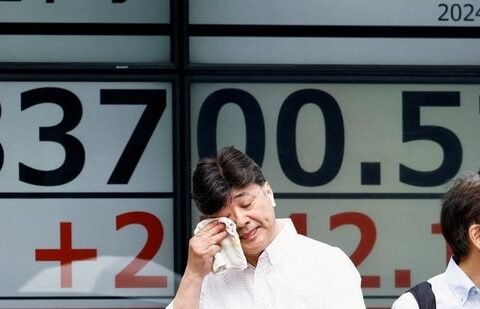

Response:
(35, 222), (97, 288)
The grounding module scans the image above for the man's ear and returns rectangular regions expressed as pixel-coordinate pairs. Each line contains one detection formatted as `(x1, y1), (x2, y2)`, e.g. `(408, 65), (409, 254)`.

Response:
(264, 181), (272, 193)
(468, 224), (480, 251)
(264, 182), (276, 207)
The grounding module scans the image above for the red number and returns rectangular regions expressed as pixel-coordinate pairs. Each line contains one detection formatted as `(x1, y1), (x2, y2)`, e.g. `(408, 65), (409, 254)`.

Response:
(289, 213), (307, 236)
(330, 212), (380, 288)
(115, 211), (167, 288)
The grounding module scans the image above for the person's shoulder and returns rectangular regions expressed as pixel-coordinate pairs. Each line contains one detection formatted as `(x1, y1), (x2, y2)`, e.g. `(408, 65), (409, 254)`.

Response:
(392, 275), (441, 309)
(290, 234), (355, 269)
(427, 271), (446, 285)
(296, 234), (346, 255)
(391, 292), (419, 309)
(277, 219), (353, 265)
(294, 232), (330, 246)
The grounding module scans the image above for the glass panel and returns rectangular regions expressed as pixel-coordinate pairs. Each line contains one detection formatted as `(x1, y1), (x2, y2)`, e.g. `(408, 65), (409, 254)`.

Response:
(0, 80), (175, 308)
(190, 37), (480, 65)
(190, 80), (479, 307)
(0, 0), (171, 64)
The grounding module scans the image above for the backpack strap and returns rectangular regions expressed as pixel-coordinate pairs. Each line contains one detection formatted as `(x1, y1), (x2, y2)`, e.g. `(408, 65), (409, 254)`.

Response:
(407, 281), (436, 309)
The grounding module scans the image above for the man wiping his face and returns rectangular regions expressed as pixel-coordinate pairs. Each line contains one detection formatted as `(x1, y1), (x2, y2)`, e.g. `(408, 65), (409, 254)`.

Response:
(167, 146), (366, 309)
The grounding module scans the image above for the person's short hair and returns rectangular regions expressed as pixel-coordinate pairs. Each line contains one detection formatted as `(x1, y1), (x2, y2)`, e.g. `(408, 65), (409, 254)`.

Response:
(192, 146), (266, 215)
(441, 172), (480, 260)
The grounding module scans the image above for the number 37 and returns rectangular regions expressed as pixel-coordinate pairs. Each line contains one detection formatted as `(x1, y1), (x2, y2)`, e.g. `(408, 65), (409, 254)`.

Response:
(0, 87), (166, 186)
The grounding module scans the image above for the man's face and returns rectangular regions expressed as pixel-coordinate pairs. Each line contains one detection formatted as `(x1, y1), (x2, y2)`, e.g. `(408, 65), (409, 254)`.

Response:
(211, 182), (279, 265)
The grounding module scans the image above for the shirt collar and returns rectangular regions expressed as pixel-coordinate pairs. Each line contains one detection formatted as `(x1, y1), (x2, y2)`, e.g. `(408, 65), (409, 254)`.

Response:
(260, 218), (297, 266)
(445, 256), (477, 306)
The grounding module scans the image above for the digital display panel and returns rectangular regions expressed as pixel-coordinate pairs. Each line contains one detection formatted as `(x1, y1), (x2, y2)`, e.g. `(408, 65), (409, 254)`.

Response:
(189, 0), (480, 65)
(190, 79), (479, 308)
(0, 0), (171, 64)
(0, 81), (175, 308)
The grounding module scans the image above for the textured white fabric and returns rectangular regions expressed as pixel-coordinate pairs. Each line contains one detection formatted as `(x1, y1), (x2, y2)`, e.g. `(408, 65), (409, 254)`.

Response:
(392, 257), (480, 308)
(194, 217), (247, 274)
(167, 218), (365, 309)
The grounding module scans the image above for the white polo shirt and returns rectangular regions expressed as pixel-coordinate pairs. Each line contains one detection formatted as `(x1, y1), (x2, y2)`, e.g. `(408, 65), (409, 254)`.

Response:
(168, 218), (365, 309)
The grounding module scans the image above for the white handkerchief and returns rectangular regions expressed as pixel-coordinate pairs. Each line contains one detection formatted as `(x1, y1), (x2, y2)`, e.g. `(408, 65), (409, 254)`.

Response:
(194, 217), (247, 274)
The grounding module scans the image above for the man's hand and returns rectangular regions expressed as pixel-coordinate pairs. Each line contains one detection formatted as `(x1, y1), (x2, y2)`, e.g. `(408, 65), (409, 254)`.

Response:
(185, 220), (228, 278)
(170, 220), (228, 309)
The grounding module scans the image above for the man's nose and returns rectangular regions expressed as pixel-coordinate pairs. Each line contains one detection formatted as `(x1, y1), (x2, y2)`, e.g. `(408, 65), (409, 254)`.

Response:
(232, 209), (249, 227)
